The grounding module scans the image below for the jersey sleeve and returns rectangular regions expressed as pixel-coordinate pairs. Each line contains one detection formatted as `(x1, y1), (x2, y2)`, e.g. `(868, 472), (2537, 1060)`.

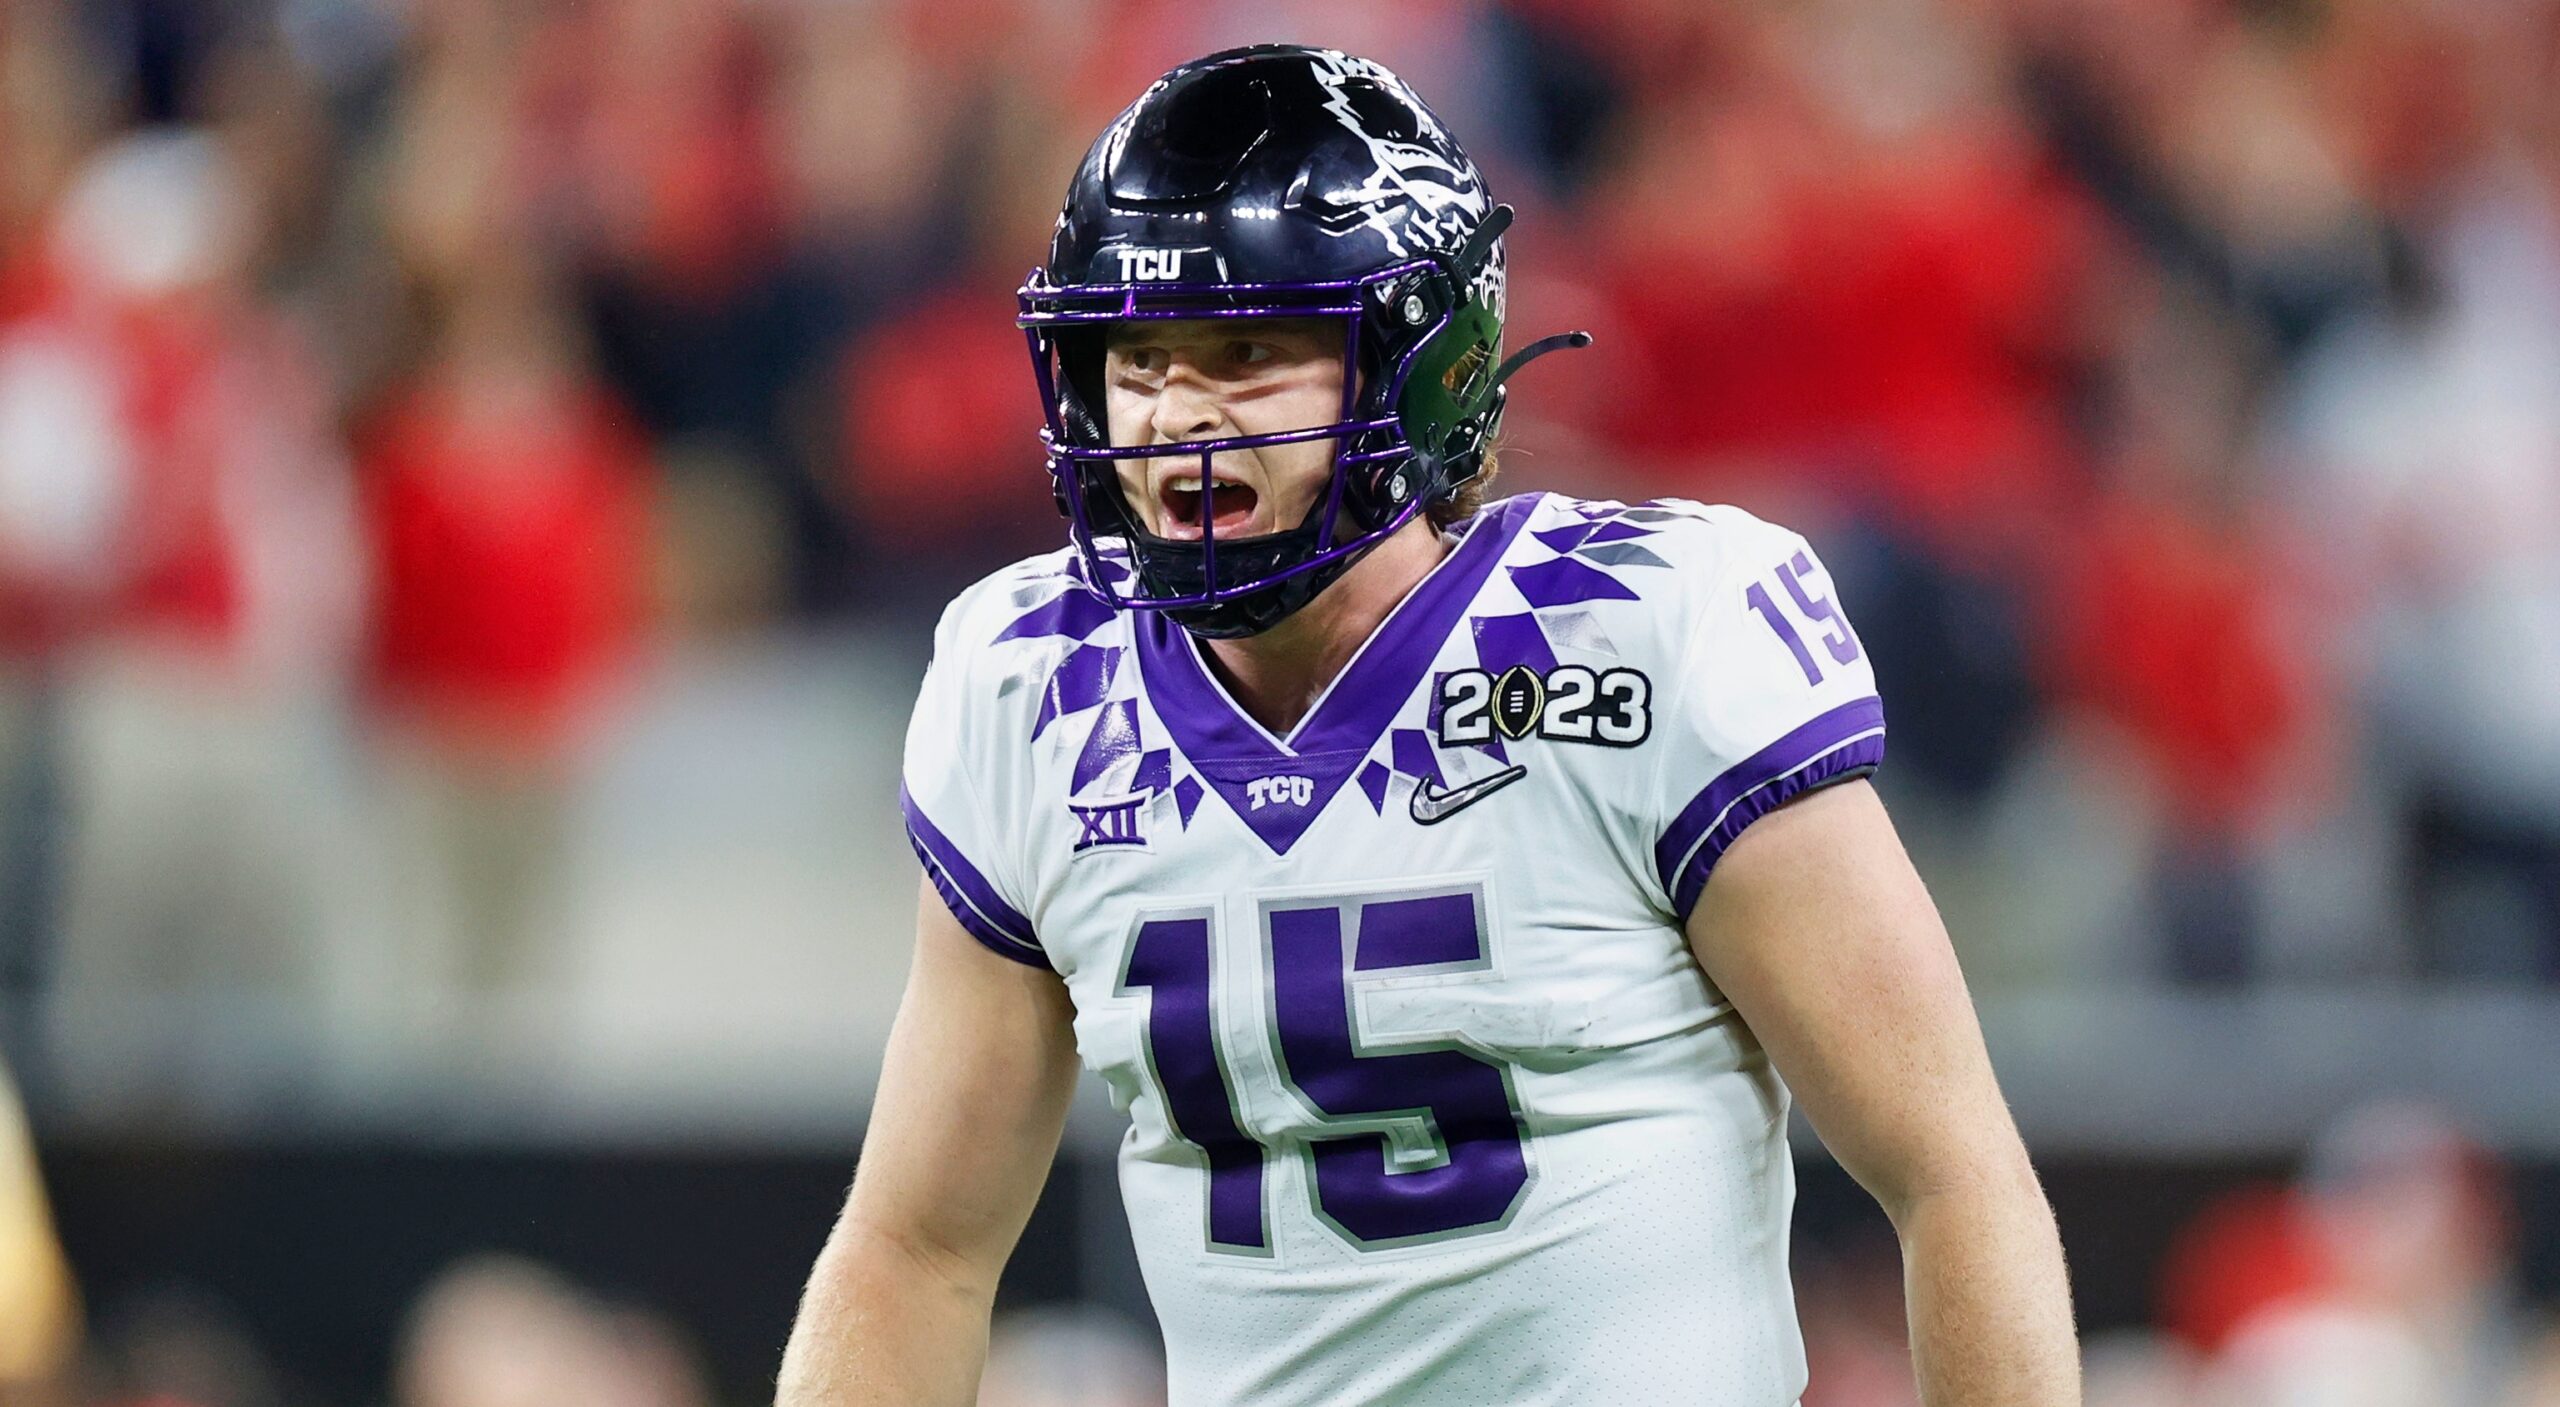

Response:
(1649, 511), (1886, 923)
(900, 592), (1050, 968)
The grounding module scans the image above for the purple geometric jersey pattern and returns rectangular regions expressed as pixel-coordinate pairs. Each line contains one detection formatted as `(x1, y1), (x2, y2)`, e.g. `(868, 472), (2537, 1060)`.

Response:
(1065, 544), (1133, 594)
(1585, 516), (1661, 542)
(996, 584), (1117, 645)
(1032, 643), (1122, 741)
(1532, 523), (1603, 554)
(1001, 577), (1207, 826)
(1356, 759), (1392, 814)
(1390, 728), (1444, 788)
(1507, 555), (1642, 609)
(1072, 697), (1144, 794)
(1133, 747), (1173, 797)
(1470, 612), (1558, 677)
(1576, 541), (1670, 570)
(1540, 608), (1619, 658)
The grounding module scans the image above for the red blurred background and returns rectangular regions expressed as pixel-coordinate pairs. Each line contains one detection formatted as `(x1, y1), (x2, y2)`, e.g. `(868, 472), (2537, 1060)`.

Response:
(2, 0), (2559, 1403)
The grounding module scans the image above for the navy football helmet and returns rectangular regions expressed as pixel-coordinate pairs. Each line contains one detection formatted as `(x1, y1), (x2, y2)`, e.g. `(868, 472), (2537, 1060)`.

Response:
(1019, 44), (1587, 637)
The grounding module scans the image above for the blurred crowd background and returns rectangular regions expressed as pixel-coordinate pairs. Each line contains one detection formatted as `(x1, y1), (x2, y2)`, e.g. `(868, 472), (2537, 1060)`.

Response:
(0, 0), (2557, 1402)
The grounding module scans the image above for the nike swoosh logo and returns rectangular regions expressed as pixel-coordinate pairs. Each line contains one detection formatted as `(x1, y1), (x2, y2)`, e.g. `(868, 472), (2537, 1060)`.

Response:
(1409, 765), (1529, 825)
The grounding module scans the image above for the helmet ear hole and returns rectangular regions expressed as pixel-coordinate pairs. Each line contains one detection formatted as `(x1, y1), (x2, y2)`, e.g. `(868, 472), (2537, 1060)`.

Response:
(1064, 398), (1105, 449)
(1366, 271), (1456, 338)
(1054, 327), (1111, 447)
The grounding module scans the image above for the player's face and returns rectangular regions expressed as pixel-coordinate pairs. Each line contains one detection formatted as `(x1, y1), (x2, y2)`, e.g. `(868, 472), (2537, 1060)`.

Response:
(1102, 317), (1346, 542)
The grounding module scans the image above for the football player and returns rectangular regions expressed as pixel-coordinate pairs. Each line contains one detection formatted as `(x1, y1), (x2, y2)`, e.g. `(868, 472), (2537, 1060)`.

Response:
(779, 45), (2079, 1406)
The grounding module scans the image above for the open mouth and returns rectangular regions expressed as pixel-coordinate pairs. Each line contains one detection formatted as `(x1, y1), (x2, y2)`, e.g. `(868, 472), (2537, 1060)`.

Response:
(1157, 473), (1262, 541)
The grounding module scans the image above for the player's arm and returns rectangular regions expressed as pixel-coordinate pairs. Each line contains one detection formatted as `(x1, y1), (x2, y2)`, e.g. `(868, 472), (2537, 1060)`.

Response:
(775, 877), (1081, 1407)
(1685, 780), (2080, 1407)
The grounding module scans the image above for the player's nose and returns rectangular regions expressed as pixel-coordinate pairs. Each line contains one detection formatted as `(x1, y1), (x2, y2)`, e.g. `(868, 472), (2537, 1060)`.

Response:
(1150, 370), (1227, 444)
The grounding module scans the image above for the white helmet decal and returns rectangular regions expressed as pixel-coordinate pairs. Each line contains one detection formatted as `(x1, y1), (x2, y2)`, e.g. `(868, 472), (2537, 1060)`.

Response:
(1304, 51), (1491, 261)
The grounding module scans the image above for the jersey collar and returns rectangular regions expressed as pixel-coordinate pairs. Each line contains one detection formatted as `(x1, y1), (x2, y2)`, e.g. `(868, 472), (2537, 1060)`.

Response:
(1134, 494), (1539, 854)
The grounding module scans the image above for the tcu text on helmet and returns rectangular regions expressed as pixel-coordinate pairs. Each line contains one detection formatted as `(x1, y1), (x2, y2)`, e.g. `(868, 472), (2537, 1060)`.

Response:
(1244, 775), (1315, 810)
(1114, 247), (1186, 281)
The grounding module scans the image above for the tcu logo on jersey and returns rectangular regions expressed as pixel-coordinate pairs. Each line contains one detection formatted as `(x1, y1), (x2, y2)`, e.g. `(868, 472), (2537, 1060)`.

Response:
(1069, 795), (1147, 852)
(1114, 247), (1187, 282)
(1244, 775), (1315, 811)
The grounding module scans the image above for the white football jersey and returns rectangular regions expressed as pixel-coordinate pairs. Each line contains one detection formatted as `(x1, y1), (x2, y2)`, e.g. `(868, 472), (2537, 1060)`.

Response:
(901, 492), (1884, 1406)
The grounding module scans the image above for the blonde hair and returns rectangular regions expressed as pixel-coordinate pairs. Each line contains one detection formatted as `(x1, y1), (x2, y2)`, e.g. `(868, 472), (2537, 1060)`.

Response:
(1427, 446), (1500, 529)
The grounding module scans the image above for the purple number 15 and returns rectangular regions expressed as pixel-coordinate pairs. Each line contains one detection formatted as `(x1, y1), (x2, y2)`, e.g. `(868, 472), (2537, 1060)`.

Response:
(1119, 889), (1532, 1254)
(1746, 548), (1862, 686)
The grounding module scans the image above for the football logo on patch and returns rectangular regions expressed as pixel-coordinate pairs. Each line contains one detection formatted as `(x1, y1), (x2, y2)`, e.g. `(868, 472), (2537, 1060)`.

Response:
(1491, 665), (1545, 739)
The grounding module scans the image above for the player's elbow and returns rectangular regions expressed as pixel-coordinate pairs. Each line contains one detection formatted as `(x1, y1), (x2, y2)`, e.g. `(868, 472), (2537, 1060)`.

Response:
(822, 1209), (1004, 1307)
(1861, 1121), (2049, 1232)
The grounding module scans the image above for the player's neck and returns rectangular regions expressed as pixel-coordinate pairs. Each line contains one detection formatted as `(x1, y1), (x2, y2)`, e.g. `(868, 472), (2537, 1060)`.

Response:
(1199, 517), (1451, 737)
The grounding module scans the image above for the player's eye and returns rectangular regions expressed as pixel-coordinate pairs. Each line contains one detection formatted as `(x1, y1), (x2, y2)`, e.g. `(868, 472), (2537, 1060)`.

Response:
(1228, 340), (1276, 368)
(1114, 346), (1168, 378)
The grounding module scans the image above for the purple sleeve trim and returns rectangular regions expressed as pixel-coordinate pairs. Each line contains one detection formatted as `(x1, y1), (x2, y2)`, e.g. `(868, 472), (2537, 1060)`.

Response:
(1665, 740), (1881, 920)
(899, 784), (1047, 967)
(1655, 696), (1886, 921)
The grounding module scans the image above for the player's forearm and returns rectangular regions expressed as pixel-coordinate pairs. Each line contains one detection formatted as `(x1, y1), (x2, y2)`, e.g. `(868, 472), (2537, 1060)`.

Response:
(1891, 1151), (2080, 1407)
(775, 1219), (998, 1407)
